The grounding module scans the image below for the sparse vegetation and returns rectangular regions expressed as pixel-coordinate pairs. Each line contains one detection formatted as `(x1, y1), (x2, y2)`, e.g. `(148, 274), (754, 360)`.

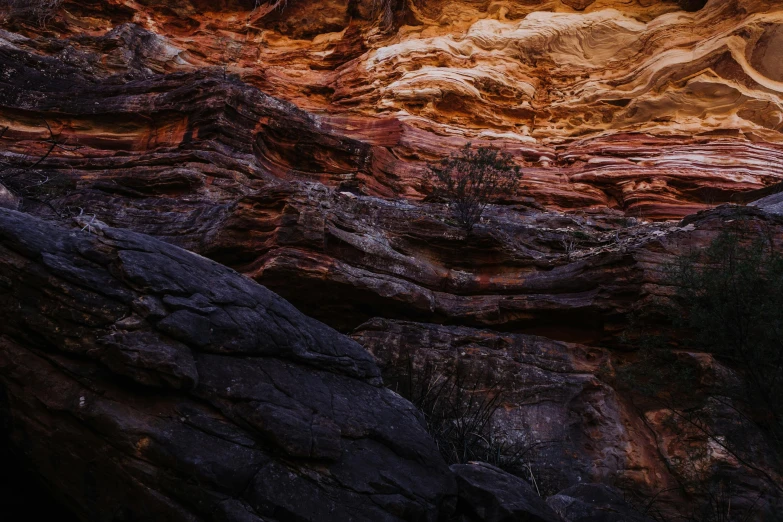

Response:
(0, 0), (63, 27)
(617, 222), (783, 519)
(428, 143), (520, 233)
(389, 357), (555, 493)
(561, 236), (578, 260)
(0, 121), (79, 217)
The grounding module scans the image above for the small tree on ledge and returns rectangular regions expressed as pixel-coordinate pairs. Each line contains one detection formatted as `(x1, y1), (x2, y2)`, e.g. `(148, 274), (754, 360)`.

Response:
(428, 143), (520, 233)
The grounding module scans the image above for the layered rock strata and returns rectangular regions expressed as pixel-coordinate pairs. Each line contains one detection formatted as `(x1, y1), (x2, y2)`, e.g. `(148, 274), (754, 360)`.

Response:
(2, 0), (783, 218)
(1, 0), (783, 519)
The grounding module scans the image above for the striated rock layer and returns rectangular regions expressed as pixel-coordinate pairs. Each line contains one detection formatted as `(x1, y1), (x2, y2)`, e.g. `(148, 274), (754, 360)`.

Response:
(4, 30), (783, 339)
(1, 0), (783, 520)
(1, 0), (783, 217)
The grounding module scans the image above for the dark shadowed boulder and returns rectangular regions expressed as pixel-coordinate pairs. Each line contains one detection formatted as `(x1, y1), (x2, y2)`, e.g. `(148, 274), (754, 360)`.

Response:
(546, 484), (654, 522)
(0, 184), (17, 210)
(450, 463), (561, 522)
(0, 208), (455, 521)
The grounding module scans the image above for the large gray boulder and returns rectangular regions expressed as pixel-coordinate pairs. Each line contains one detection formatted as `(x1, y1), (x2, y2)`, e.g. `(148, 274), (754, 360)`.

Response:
(0, 208), (455, 521)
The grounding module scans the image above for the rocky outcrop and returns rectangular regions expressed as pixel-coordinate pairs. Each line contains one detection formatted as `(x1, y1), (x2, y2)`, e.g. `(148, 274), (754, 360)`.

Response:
(547, 484), (654, 522)
(353, 318), (641, 494)
(450, 463), (561, 522)
(0, 208), (456, 521)
(2, 0), (783, 519)
(2, 4), (783, 336)
(354, 316), (783, 518)
(2, 0), (783, 219)
(3, 16), (783, 337)
(67, 173), (783, 345)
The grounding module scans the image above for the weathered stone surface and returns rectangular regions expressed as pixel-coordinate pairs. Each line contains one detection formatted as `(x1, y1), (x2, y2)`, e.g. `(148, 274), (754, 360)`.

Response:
(2, 8), (783, 337)
(353, 317), (783, 518)
(1, 1), (783, 519)
(450, 463), (561, 522)
(0, 208), (455, 521)
(354, 319), (661, 497)
(547, 484), (653, 522)
(77, 177), (780, 345)
(3, 0), (783, 219)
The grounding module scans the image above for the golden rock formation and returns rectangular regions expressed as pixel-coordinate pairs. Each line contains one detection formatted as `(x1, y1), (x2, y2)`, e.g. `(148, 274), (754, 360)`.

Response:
(10, 0), (777, 218)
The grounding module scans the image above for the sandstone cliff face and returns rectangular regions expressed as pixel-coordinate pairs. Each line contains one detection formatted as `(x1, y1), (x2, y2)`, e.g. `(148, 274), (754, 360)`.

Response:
(1, 0), (783, 520)
(2, 0), (783, 218)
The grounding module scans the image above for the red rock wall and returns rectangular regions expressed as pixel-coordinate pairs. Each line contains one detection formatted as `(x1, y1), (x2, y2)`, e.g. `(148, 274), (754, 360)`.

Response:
(4, 0), (783, 217)
(2, 0), (783, 519)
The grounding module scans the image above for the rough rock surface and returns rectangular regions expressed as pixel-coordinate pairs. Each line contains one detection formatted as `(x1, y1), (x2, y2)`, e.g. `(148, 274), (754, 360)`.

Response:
(450, 463), (561, 522)
(354, 312), (783, 517)
(3, 20), (783, 337)
(2, 0), (783, 219)
(1, 0), (783, 519)
(547, 484), (654, 522)
(0, 208), (455, 521)
(354, 318), (644, 494)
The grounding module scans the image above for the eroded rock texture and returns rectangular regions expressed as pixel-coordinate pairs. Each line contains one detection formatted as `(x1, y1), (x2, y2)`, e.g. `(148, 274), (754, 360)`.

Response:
(355, 308), (783, 518)
(0, 208), (455, 521)
(1, 0), (783, 520)
(2, 0), (783, 218)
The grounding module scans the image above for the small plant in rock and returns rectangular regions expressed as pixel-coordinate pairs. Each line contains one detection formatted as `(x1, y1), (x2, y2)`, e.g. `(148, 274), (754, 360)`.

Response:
(0, 0), (63, 27)
(428, 143), (520, 233)
(391, 357), (554, 490)
(0, 121), (80, 217)
(561, 236), (578, 261)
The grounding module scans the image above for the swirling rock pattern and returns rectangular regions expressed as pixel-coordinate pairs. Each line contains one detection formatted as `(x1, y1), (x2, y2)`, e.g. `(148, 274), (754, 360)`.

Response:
(2, 0), (783, 519)
(2, 0), (783, 217)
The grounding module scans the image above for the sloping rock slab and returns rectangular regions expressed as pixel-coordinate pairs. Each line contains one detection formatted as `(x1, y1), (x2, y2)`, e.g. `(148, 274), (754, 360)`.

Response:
(749, 191), (783, 216)
(0, 208), (455, 521)
(450, 463), (561, 522)
(546, 484), (653, 522)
